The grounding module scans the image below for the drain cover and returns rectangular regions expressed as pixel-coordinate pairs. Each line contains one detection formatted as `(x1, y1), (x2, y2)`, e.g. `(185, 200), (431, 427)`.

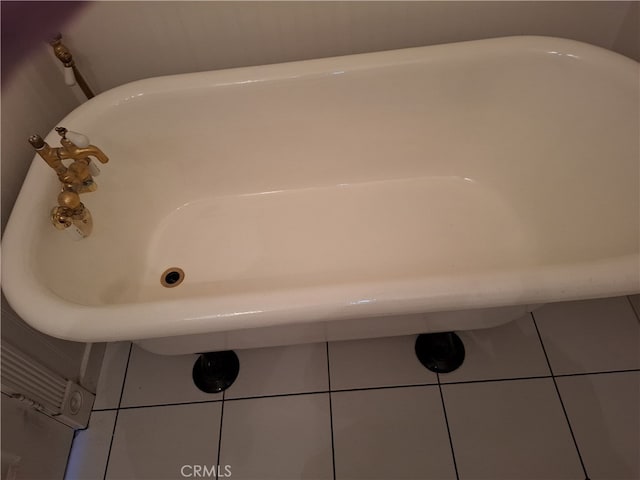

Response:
(161, 267), (185, 288)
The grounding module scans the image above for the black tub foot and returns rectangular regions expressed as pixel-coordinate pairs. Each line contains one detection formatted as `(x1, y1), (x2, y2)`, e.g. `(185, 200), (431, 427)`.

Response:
(415, 332), (465, 373)
(193, 351), (240, 393)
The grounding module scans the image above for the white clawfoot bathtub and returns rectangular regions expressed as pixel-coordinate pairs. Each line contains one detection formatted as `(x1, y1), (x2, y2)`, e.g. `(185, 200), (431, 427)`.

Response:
(2, 36), (638, 354)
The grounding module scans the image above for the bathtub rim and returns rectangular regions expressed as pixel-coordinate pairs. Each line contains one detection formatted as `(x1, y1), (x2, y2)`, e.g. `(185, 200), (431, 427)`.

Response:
(2, 249), (638, 343)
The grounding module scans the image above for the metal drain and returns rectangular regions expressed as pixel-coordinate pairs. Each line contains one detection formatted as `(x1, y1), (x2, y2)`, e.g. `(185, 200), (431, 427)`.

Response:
(160, 267), (185, 288)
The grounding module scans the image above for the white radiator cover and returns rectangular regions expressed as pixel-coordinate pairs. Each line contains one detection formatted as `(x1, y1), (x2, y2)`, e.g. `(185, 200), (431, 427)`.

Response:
(1, 340), (93, 429)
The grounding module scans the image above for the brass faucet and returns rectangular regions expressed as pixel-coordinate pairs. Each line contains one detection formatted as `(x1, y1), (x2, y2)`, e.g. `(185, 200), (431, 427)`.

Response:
(28, 127), (109, 238)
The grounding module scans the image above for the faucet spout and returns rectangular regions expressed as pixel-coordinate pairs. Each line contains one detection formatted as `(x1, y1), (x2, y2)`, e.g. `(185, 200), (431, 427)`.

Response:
(70, 146), (109, 164)
(56, 127), (109, 164)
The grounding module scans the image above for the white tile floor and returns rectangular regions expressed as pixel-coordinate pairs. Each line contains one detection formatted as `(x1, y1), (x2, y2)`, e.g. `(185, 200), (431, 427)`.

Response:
(65, 296), (640, 480)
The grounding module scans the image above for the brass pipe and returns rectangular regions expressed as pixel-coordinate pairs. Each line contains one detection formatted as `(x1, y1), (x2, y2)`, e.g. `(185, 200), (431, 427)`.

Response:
(50, 33), (95, 99)
(72, 64), (94, 100)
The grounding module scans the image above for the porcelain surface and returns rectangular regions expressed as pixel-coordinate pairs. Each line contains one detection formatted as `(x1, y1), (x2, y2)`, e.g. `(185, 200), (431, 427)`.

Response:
(2, 36), (638, 349)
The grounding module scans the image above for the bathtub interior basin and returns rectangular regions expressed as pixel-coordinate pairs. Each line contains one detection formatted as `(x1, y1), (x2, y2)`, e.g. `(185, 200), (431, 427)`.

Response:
(2, 36), (638, 348)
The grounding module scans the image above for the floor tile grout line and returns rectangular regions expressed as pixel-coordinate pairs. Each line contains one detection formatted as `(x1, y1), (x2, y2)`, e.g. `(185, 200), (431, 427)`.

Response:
(216, 390), (225, 480)
(436, 372), (460, 480)
(61, 427), (79, 479)
(99, 367), (640, 412)
(555, 368), (640, 378)
(532, 315), (590, 480)
(102, 342), (133, 480)
(332, 382), (439, 393)
(116, 398), (224, 410)
(116, 344), (134, 407)
(325, 343), (337, 480)
(225, 390), (329, 402)
(440, 375), (550, 386)
(626, 295), (640, 322)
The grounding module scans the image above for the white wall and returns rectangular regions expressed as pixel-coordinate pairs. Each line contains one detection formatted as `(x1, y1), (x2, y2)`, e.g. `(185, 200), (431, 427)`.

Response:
(63, 1), (638, 94)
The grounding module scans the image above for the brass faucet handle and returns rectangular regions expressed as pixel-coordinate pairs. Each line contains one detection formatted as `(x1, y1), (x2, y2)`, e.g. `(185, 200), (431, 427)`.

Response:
(51, 206), (73, 230)
(56, 127), (92, 148)
(67, 131), (90, 148)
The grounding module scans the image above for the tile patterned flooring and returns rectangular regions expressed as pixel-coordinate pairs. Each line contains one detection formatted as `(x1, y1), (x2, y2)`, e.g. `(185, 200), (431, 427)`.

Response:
(65, 296), (640, 480)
